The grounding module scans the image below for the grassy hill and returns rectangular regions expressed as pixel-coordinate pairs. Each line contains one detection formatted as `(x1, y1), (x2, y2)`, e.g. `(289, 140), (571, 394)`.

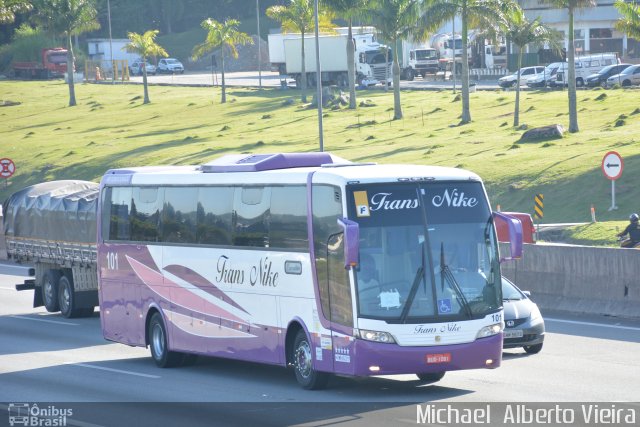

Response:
(1, 80), (639, 232)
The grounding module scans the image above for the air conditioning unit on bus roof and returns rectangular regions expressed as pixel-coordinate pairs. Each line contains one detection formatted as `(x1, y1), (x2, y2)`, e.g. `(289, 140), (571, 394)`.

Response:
(201, 153), (348, 173)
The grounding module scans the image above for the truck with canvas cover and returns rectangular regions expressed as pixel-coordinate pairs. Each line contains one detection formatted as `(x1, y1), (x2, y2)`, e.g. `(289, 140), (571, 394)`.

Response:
(2, 180), (99, 318)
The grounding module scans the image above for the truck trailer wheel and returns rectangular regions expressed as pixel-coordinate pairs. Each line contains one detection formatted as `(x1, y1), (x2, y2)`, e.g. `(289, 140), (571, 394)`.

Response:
(57, 276), (92, 318)
(43, 270), (61, 312)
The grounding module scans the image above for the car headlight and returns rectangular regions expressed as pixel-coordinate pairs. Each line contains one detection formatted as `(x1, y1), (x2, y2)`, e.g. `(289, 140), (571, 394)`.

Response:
(476, 323), (503, 339)
(356, 329), (396, 344)
(529, 304), (542, 322)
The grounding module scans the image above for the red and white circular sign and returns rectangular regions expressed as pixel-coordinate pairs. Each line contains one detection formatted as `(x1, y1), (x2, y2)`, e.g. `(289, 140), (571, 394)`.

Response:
(601, 151), (623, 181)
(0, 158), (16, 178)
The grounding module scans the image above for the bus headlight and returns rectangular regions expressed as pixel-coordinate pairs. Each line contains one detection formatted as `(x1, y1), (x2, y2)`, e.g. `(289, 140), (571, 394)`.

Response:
(356, 329), (396, 344)
(476, 323), (503, 339)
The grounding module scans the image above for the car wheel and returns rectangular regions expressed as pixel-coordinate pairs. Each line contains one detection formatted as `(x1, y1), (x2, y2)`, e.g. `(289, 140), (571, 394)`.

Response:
(417, 372), (446, 383)
(622, 79), (631, 87)
(149, 312), (183, 368)
(292, 330), (329, 390)
(524, 343), (543, 354)
(576, 78), (584, 87)
(42, 270), (61, 312)
(510, 81), (517, 88)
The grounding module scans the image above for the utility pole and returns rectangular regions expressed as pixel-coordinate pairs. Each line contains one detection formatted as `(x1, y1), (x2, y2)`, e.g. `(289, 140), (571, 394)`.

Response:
(107, 0), (114, 82)
(314, 0), (324, 151)
(256, 0), (262, 89)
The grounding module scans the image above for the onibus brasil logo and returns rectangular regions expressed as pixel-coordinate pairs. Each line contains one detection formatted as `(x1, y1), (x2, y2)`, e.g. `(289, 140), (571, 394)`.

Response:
(8, 403), (72, 426)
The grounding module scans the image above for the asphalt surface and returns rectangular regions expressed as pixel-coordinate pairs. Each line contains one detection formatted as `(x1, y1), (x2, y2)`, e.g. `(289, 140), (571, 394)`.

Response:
(1, 272), (639, 426)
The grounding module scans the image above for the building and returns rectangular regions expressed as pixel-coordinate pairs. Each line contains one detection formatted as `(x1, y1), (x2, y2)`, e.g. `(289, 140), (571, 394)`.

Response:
(520, 0), (640, 61)
(86, 38), (140, 69)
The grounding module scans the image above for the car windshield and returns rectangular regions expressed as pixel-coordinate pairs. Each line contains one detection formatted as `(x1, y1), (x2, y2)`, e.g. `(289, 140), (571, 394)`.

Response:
(502, 278), (525, 301)
(349, 182), (502, 323)
(621, 66), (638, 75)
(597, 64), (616, 75)
(167, 59), (180, 64)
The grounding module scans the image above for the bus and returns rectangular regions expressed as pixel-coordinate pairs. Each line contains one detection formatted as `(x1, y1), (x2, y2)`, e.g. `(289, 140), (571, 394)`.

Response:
(97, 153), (522, 389)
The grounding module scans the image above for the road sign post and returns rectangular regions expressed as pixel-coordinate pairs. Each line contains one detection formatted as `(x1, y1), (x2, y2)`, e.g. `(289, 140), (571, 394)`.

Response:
(601, 151), (624, 211)
(0, 158), (16, 188)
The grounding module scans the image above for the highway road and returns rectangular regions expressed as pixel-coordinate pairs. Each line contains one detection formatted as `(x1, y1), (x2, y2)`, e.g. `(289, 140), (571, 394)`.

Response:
(1, 272), (639, 426)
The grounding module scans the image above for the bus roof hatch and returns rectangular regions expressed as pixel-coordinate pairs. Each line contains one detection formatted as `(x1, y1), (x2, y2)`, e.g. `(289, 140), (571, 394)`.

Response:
(201, 153), (337, 173)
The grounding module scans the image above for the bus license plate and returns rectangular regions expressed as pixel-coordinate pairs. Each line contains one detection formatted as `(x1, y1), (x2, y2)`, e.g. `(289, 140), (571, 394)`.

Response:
(426, 353), (451, 364)
(504, 329), (524, 339)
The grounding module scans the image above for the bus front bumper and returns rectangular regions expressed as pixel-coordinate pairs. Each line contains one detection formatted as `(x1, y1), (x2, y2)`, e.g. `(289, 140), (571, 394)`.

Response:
(351, 333), (502, 376)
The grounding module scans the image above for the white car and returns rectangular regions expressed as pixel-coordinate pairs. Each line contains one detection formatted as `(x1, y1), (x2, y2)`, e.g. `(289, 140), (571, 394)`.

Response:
(499, 66), (546, 88)
(129, 60), (156, 76)
(606, 64), (640, 87)
(157, 58), (184, 74)
(526, 62), (563, 88)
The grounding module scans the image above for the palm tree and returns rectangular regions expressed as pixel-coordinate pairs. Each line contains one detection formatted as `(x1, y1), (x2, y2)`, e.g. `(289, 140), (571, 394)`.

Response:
(614, 0), (640, 41)
(267, 0), (333, 103)
(0, 0), (31, 23)
(323, 0), (366, 109)
(545, 0), (596, 133)
(506, 10), (561, 126)
(192, 18), (253, 104)
(422, 0), (514, 124)
(124, 30), (168, 104)
(367, 0), (430, 120)
(37, 0), (100, 107)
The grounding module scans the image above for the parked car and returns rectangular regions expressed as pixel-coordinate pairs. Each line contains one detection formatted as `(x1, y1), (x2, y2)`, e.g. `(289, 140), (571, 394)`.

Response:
(586, 63), (631, 87)
(157, 58), (184, 74)
(502, 277), (545, 354)
(499, 66), (546, 88)
(606, 64), (640, 87)
(129, 60), (156, 76)
(495, 212), (536, 244)
(526, 62), (563, 88)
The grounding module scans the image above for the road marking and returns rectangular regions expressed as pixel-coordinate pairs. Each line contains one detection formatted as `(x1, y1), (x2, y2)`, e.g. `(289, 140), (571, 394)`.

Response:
(9, 315), (79, 326)
(546, 317), (640, 331)
(68, 362), (161, 379)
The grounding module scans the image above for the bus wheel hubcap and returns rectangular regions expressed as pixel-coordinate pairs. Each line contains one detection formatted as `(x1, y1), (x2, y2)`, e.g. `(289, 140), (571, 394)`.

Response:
(295, 341), (312, 378)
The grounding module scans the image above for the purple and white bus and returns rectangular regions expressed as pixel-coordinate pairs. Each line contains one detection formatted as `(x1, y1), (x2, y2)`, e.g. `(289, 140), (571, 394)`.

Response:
(98, 153), (522, 389)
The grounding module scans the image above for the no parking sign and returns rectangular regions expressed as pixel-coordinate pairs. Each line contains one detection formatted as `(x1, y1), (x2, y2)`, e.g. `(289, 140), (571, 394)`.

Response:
(0, 158), (16, 179)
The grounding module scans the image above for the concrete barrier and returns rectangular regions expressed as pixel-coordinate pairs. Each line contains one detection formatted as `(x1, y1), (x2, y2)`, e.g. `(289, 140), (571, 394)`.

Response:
(500, 243), (640, 319)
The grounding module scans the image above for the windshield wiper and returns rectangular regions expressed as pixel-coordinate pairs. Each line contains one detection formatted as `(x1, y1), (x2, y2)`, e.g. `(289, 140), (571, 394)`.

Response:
(399, 266), (425, 324)
(440, 244), (473, 319)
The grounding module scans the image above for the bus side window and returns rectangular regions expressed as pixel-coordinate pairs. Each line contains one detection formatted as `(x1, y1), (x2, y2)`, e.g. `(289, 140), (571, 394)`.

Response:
(162, 187), (198, 244)
(270, 186), (308, 250)
(233, 187), (271, 248)
(197, 187), (234, 246)
(107, 187), (132, 241)
(130, 187), (163, 242)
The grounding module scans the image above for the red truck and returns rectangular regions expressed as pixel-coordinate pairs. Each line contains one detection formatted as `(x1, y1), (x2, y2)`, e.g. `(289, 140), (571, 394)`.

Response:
(13, 47), (69, 79)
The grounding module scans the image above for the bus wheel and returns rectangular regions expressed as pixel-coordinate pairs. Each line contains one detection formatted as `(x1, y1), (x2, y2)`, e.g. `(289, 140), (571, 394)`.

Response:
(524, 343), (543, 354)
(43, 270), (61, 312)
(416, 372), (445, 383)
(292, 330), (329, 390)
(149, 312), (183, 368)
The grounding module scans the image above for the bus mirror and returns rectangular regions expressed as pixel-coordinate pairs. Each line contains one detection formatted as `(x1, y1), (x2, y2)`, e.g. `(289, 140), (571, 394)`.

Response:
(493, 212), (523, 261)
(337, 218), (359, 269)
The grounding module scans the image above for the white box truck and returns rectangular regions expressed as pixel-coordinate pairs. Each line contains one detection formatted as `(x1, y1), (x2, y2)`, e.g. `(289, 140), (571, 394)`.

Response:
(400, 41), (440, 80)
(282, 33), (392, 87)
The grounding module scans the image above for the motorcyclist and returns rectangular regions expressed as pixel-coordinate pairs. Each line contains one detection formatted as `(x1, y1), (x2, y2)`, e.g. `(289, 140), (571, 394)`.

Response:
(617, 213), (640, 248)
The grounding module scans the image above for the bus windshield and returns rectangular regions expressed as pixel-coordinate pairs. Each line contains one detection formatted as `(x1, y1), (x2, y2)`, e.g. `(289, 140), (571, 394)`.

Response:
(348, 182), (502, 323)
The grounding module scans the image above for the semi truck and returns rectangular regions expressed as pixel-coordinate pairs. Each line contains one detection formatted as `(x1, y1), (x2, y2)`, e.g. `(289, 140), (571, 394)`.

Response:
(282, 33), (392, 88)
(12, 47), (69, 79)
(399, 41), (440, 80)
(2, 180), (99, 318)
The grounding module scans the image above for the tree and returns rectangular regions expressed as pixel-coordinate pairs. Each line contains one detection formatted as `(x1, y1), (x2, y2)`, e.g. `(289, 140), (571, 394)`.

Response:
(323, 0), (366, 109)
(192, 18), (253, 104)
(505, 9), (560, 126)
(124, 30), (168, 104)
(614, 0), (640, 40)
(367, 0), (430, 120)
(545, 0), (596, 133)
(0, 0), (31, 23)
(422, 0), (513, 124)
(266, 0), (333, 103)
(36, 0), (100, 107)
